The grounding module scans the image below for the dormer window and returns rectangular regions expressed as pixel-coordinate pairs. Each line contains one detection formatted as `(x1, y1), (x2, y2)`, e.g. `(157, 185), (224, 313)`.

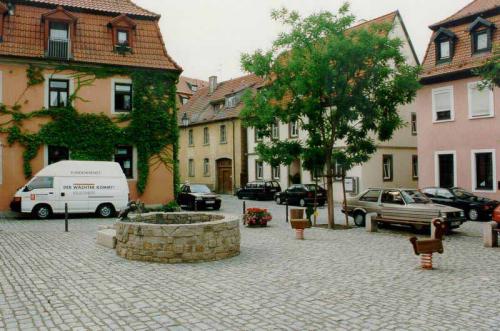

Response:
(469, 17), (495, 54)
(109, 14), (136, 53)
(42, 6), (77, 60)
(188, 83), (198, 92)
(433, 28), (456, 64)
(117, 30), (129, 45)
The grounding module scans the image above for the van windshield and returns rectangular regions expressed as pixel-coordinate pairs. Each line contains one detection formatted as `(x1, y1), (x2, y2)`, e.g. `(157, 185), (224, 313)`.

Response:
(26, 177), (54, 191)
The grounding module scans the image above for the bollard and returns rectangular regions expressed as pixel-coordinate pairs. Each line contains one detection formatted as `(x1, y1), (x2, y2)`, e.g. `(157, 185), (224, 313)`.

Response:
(243, 201), (246, 214)
(286, 202), (289, 223)
(194, 200), (198, 212)
(64, 203), (68, 232)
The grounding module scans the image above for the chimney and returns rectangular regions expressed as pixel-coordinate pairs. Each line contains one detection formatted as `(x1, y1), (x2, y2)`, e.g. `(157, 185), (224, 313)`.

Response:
(209, 76), (217, 94)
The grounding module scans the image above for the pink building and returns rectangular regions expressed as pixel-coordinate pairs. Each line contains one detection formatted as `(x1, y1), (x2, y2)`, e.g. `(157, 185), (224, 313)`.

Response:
(417, 0), (500, 199)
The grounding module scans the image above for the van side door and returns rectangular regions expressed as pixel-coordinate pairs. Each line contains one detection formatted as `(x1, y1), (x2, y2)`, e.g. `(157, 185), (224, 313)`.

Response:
(59, 178), (90, 213)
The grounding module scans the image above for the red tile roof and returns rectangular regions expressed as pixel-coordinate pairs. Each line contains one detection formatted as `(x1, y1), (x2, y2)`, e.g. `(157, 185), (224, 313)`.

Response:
(421, 0), (499, 82)
(177, 76), (208, 97)
(430, 0), (500, 29)
(350, 11), (398, 32)
(178, 74), (264, 126)
(0, 3), (181, 70)
(26, 0), (159, 18)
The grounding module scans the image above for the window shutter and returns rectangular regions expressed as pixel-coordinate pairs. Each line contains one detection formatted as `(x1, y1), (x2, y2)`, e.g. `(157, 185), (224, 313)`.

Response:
(435, 91), (451, 112)
(469, 84), (490, 117)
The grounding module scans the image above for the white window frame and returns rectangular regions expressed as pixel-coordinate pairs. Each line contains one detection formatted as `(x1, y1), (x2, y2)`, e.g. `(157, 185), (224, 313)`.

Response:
(256, 161), (264, 180)
(44, 74), (75, 109)
(113, 146), (138, 181)
(111, 78), (133, 115)
(290, 121), (299, 138)
(471, 149), (496, 193)
(434, 150), (457, 187)
(0, 70), (3, 103)
(432, 86), (454, 123)
(467, 81), (494, 119)
(272, 166), (280, 180)
(271, 121), (280, 139)
(382, 155), (393, 181)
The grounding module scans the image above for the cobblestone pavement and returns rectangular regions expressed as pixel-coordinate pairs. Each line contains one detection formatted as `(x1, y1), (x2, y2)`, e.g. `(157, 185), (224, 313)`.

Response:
(1, 195), (499, 330)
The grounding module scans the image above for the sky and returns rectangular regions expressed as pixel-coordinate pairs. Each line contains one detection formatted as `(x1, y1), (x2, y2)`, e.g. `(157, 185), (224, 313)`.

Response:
(134, 0), (472, 81)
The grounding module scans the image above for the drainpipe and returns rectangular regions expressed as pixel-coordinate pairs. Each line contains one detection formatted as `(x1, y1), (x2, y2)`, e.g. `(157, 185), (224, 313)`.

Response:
(232, 119), (236, 194)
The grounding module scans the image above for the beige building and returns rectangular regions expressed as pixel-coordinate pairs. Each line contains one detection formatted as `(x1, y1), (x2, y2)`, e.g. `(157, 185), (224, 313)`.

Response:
(247, 11), (420, 198)
(178, 74), (263, 193)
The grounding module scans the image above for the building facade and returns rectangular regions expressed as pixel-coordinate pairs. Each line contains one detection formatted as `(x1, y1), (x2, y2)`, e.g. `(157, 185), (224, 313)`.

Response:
(0, 0), (181, 211)
(247, 11), (420, 198)
(417, 0), (499, 199)
(177, 76), (207, 106)
(178, 75), (263, 193)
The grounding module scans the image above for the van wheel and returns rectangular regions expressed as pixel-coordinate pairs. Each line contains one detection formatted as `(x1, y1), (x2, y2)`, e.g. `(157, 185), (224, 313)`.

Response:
(353, 212), (366, 227)
(33, 205), (52, 220)
(97, 204), (115, 218)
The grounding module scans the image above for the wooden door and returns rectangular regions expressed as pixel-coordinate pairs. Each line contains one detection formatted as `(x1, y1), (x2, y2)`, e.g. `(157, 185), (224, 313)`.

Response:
(217, 159), (233, 194)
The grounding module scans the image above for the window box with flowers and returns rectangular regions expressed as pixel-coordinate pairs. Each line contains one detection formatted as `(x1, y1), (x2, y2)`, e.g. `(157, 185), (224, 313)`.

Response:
(244, 208), (272, 227)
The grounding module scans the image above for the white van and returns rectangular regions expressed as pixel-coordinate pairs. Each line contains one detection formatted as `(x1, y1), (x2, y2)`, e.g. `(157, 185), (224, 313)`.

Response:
(10, 161), (129, 219)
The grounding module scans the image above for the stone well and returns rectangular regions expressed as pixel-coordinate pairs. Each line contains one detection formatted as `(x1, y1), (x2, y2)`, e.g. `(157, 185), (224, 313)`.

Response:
(115, 212), (240, 263)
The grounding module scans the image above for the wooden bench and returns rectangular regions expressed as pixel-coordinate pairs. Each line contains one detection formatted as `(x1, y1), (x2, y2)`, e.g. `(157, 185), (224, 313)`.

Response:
(366, 212), (442, 239)
(483, 222), (499, 247)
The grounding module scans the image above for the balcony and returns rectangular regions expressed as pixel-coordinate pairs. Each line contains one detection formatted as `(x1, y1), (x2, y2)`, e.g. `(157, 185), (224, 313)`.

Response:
(47, 38), (71, 60)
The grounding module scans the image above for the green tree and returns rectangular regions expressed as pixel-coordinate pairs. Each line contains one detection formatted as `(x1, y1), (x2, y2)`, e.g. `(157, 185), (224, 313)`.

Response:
(475, 45), (499, 89)
(240, 4), (420, 228)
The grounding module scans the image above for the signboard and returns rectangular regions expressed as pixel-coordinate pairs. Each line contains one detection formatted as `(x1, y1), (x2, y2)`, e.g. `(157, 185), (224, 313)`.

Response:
(344, 177), (357, 194)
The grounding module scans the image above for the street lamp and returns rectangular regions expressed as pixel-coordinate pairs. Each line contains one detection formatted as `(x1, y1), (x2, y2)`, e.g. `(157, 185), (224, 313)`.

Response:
(181, 112), (190, 127)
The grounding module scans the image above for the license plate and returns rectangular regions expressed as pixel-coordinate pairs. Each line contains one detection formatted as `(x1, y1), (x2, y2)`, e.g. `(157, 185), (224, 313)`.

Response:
(205, 200), (215, 204)
(452, 221), (460, 226)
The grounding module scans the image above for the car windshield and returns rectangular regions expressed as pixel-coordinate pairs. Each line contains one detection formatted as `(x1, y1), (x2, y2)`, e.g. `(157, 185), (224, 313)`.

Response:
(451, 188), (475, 199)
(305, 184), (321, 191)
(401, 190), (431, 204)
(190, 185), (211, 193)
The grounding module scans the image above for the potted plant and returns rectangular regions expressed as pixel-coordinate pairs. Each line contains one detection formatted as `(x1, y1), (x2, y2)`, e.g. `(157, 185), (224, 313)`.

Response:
(244, 208), (272, 227)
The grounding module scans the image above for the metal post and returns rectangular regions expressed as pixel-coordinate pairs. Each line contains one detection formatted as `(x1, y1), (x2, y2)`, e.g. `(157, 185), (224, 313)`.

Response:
(243, 201), (246, 214)
(286, 201), (289, 223)
(194, 200), (198, 212)
(64, 203), (68, 232)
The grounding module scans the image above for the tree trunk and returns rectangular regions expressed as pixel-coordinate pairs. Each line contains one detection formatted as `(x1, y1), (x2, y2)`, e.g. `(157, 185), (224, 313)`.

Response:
(326, 161), (335, 229)
(341, 172), (349, 227)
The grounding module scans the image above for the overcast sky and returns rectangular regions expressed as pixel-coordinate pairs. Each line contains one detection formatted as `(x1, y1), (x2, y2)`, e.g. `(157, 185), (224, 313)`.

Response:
(135, 0), (471, 81)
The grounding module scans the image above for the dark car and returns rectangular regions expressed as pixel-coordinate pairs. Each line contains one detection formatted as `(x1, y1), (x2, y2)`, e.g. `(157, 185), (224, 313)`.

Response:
(177, 184), (221, 210)
(421, 187), (499, 221)
(275, 184), (327, 207)
(236, 181), (281, 200)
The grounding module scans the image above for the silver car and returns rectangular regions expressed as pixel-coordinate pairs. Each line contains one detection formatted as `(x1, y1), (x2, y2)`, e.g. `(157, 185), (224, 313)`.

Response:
(344, 188), (466, 229)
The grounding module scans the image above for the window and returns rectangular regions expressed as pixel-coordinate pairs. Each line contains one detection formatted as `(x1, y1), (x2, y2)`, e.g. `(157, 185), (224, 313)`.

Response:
(27, 177), (54, 191)
(271, 121), (279, 140)
(114, 146), (134, 179)
(382, 155), (393, 181)
(203, 127), (210, 145)
(49, 22), (69, 40)
(256, 161), (264, 179)
(48, 146), (69, 165)
(472, 150), (496, 192)
(412, 155), (418, 180)
(473, 30), (489, 53)
(47, 21), (70, 59)
(381, 190), (404, 205)
(438, 40), (451, 60)
(49, 79), (69, 108)
(360, 190), (381, 202)
(117, 30), (129, 45)
(114, 83), (132, 113)
(272, 166), (280, 180)
(188, 83), (198, 92)
(468, 82), (494, 118)
(225, 94), (239, 108)
(411, 113), (417, 135)
(188, 129), (194, 146)
(289, 121), (299, 138)
(213, 102), (224, 111)
(432, 87), (454, 122)
(220, 125), (227, 144)
(188, 159), (195, 177)
(180, 96), (189, 105)
(433, 28), (456, 63)
(203, 158), (210, 177)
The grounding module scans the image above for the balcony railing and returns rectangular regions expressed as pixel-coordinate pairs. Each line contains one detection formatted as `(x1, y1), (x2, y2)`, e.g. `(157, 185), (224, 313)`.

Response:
(47, 38), (71, 60)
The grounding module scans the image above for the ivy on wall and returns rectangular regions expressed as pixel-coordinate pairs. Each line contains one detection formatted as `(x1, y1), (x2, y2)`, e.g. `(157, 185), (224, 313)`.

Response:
(0, 64), (180, 196)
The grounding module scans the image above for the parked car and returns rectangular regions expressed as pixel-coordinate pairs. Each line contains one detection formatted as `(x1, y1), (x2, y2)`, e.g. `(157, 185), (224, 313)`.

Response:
(275, 184), (327, 207)
(10, 161), (129, 219)
(344, 188), (466, 229)
(177, 184), (221, 210)
(236, 181), (281, 200)
(421, 187), (499, 221)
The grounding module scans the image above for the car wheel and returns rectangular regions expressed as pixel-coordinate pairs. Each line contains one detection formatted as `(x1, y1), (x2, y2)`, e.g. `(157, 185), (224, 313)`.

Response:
(299, 199), (306, 207)
(276, 196), (282, 205)
(353, 212), (365, 227)
(97, 204), (115, 218)
(33, 204), (52, 220)
(468, 208), (479, 221)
